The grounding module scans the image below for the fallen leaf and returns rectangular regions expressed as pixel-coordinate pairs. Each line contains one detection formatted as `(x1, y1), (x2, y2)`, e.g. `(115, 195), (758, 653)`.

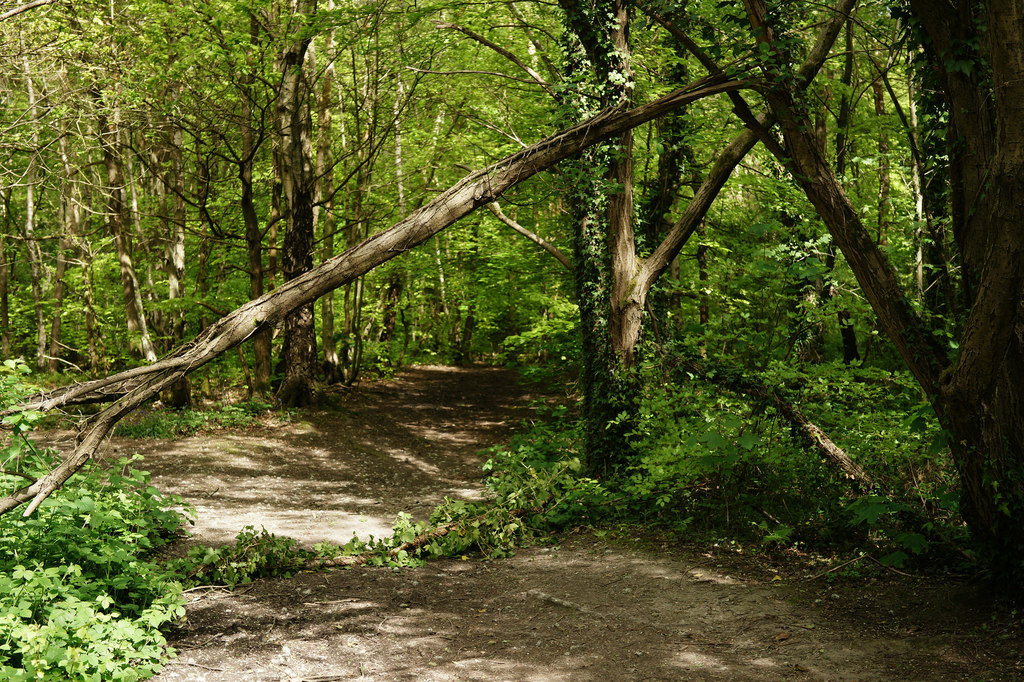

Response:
(775, 632), (790, 641)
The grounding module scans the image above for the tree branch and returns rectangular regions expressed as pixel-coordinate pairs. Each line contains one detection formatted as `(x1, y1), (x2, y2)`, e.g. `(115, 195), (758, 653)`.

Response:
(434, 21), (559, 100)
(0, 0), (58, 22)
(669, 354), (875, 489)
(486, 201), (572, 271)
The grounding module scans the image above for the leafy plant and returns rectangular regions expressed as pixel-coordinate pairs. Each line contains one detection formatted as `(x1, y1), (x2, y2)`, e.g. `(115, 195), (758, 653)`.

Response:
(113, 401), (276, 439)
(167, 527), (312, 587)
(0, 359), (190, 681)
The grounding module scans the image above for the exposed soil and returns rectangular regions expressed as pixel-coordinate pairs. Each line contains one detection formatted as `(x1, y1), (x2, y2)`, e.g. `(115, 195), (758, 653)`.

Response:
(40, 365), (1022, 681)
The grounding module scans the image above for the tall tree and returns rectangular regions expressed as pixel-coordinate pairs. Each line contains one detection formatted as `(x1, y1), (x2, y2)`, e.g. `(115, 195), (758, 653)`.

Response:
(276, 0), (320, 405)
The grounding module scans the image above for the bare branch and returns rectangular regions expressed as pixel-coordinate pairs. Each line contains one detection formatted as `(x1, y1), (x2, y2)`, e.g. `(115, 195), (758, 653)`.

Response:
(0, 0), (59, 22)
(435, 21), (559, 100)
(486, 201), (572, 271)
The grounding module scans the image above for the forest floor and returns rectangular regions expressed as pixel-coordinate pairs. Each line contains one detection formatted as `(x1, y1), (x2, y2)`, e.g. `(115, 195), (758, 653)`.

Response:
(41, 365), (1022, 681)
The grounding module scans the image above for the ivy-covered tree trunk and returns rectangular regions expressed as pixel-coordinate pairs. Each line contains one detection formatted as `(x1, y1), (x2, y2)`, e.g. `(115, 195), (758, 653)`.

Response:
(561, 0), (641, 476)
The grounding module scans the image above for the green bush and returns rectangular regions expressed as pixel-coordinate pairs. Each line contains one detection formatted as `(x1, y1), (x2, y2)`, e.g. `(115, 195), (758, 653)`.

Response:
(167, 526), (311, 587)
(0, 360), (189, 681)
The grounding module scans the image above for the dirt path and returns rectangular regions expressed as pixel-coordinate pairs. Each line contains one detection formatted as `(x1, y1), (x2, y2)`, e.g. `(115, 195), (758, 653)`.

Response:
(46, 365), (1018, 681)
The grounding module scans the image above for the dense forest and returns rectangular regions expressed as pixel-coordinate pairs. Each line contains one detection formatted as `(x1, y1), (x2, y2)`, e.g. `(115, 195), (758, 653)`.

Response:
(1, 0), (1023, 677)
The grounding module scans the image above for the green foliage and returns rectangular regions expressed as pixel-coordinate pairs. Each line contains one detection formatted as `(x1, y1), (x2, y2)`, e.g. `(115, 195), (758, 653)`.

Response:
(167, 527), (311, 588)
(0, 360), (188, 681)
(618, 358), (842, 540)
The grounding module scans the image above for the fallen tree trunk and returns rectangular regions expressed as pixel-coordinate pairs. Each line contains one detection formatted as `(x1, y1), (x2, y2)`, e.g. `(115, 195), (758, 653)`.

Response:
(0, 72), (746, 517)
(668, 355), (875, 489)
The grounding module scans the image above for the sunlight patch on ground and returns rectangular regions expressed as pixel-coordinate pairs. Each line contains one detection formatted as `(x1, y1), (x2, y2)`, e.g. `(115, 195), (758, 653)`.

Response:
(186, 505), (396, 547)
(668, 649), (731, 672)
(689, 568), (741, 584)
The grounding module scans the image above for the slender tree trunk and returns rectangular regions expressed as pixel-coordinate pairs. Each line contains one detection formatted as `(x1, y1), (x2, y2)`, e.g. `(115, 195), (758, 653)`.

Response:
(872, 74), (891, 246)
(48, 237), (68, 373)
(0, 226), (9, 358)
(22, 54), (47, 371)
(314, 32), (340, 384)
(379, 77), (407, 358)
(96, 98), (158, 363)
(825, 17), (859, 364)
(162, 125), (191, 406)
(238, 14), (272, 397)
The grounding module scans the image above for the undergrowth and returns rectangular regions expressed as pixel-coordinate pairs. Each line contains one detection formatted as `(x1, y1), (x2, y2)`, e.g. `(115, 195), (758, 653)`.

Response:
(113, 400), (279, 439)
(0, 355), (973, 680)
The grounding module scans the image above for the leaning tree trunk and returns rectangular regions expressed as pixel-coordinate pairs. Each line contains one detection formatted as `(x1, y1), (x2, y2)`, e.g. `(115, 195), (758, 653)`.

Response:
(276, 1), (320, 406)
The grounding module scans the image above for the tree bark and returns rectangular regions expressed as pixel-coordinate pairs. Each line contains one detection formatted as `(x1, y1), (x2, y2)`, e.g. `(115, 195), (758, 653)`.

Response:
(276, 0), (320, 405)
(21, 54), (47, 371)
(0, 220), (9, 358)
(751, 0), (1024, 578)
(314, 33), (341, 385)
(96, 98), (158, 364)
(162, 124), (191, 406)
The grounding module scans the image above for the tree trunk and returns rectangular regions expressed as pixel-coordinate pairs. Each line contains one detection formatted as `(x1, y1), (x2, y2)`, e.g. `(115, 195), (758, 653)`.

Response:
(314, 33), (340, 384)
(22, 54), (47, 371)
(0, 226), (9, 358)
(871, 74), (891, 246)
(561, 0), (642, 476)
(239, 15), (272, 397)
(276, 1), (320, 406)
(96, 99), (158, 364)
(750, 0), (1024, 579)
(163, 125), (191, 406)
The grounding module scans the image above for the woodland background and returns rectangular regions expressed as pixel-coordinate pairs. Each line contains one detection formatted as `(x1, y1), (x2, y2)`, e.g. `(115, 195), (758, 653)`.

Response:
(1, 0), (1023, 677)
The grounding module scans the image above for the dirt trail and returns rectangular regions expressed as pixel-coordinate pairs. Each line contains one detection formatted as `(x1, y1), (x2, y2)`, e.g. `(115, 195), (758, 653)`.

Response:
(47, 365), (1017, 681)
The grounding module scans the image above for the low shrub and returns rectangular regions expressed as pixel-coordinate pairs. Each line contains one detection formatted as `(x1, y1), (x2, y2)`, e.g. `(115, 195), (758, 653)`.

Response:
(0, 360), (189, 681)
